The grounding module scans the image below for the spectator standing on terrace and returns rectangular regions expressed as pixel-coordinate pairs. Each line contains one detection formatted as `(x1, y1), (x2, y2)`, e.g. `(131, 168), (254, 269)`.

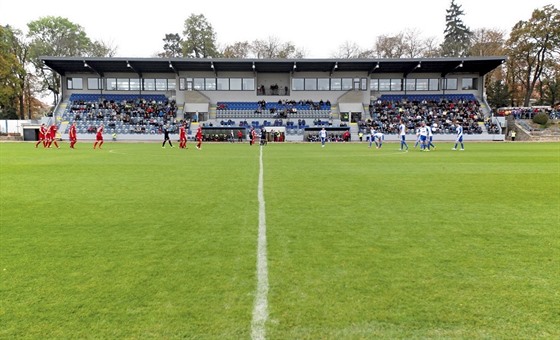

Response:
(452, 121), (464, 150)
(93, 123), (104, 149)
(399, 120), (409, 151)
(196, 126), (203, 149)
(179, 123), (187, 149)
(162, 125), (173, 148)
(69, 122), (77, 149)
(36, 123), (47, 148)
(320, 127), (327, 147)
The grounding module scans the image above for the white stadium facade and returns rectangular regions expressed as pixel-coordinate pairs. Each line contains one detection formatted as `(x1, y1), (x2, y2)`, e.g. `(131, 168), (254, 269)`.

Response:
(38, 56), (506, 142)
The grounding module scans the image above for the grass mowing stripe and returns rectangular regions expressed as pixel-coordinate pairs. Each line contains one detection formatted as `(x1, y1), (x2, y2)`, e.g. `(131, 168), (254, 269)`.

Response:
(0, 143), (259, 338)
(1, 142), (558, 338)
(251, 145), (269, 340)
(263, 142), (559, 338)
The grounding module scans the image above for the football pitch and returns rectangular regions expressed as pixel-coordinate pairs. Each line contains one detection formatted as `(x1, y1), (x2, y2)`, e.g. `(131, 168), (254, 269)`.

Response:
(1, 141), (559, 338)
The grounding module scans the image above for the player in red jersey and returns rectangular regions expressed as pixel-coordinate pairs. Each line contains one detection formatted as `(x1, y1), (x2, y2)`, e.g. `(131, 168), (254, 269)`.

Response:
(36, 123), (47, 148)
(93, 123), (104, 149)
(250, 127), (257, 146)
(195, 125), (203, 149)
(179, 123), (187, 149)
(46, 123), (59, 148)
(68, 121), (77, 149)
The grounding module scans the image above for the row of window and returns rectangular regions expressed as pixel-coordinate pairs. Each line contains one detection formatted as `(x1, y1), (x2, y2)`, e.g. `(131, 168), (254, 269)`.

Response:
(185, 78), (255, 91)
(67, 76), (477, 92)
(68, 78), (177, 91)
(370, 78), (477, 91)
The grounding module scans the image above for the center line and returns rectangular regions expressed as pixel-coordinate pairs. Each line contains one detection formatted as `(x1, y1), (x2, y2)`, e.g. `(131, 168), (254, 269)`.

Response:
(251, 145), (269, 340)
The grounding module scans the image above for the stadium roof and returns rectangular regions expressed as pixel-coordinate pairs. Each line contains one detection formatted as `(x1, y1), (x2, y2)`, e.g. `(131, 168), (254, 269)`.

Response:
(41, 56), (506, 78)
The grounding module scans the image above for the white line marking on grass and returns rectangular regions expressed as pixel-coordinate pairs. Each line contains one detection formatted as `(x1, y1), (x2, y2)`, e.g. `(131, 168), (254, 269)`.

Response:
(251, 146), (269, 340)
(108, 149), (127, 155)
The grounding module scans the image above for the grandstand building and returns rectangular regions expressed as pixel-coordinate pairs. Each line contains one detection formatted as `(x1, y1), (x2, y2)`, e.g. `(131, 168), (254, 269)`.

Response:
(40, 56), (506, 142)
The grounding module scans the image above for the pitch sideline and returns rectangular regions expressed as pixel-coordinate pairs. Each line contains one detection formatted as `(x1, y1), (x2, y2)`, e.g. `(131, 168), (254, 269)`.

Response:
(251, 145), (269, 340)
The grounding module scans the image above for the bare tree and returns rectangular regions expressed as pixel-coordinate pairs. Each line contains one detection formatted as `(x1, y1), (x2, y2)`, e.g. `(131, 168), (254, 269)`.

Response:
(252, 36), (281, 59)
(251, 36), (303, 59)
(469, 28), (505, 57)
(402, 29), (425, 58)
(331, 41), (363, 59)
(422, 36), (442, 57)
(374, 34), (406, 58)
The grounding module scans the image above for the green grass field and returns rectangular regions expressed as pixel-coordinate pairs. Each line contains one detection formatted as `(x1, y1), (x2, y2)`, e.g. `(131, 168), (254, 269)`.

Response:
(1, 141), (559, 339)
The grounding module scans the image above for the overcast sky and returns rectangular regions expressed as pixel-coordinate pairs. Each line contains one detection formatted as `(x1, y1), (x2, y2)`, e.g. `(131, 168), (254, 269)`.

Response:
(1, 0), (553, 58)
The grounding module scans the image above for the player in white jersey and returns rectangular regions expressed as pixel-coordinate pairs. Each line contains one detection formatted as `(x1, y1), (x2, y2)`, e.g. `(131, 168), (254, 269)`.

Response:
(414, 128), (421, 148)
(368, 127), (375, 148)
(398, 120), (409, 151)
(418, 122), (429, 151)
(452, 121), (464, 150)
(319, 127), (327, 147)
(427, 124), (436, 150)
(373, 131), (384, 148)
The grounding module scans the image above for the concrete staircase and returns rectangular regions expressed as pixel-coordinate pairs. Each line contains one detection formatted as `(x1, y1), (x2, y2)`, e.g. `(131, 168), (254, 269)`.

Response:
(508, 117), (560, 142)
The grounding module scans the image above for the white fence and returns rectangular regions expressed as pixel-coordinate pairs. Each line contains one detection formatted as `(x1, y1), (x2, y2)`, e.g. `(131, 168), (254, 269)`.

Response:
(0, 119), (51, 134)
(0, 120), (31, 134)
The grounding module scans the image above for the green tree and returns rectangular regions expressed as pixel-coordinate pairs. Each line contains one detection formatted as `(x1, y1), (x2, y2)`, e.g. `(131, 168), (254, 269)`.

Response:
(88, 40), (117, 57)
(0, 25), (25, 119)
(441, 0), (472, 57)
(486, 79), (510, 109)
(222, 41), (251, 58)
(468, 28), (507, 108)
(27, 16), (110, 104)
(11, 28), (30, 119)
(537, 60), (560, 106)
(159, 33), (183, 58)
(182, 14), (219, 58)
(506, 5), (560, 107)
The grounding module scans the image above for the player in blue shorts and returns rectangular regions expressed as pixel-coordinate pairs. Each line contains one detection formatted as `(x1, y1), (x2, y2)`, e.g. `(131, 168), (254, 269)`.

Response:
(319, 127), (327, 147)
(399, 120), (409, 151)
(427, 123), (436, 150)
(414, 127), (421, 148)
(373, 131), (384, 148)
(418, 122), (429, 151)
(452, 121), (464, 150)
(368, 127), (376, 148)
